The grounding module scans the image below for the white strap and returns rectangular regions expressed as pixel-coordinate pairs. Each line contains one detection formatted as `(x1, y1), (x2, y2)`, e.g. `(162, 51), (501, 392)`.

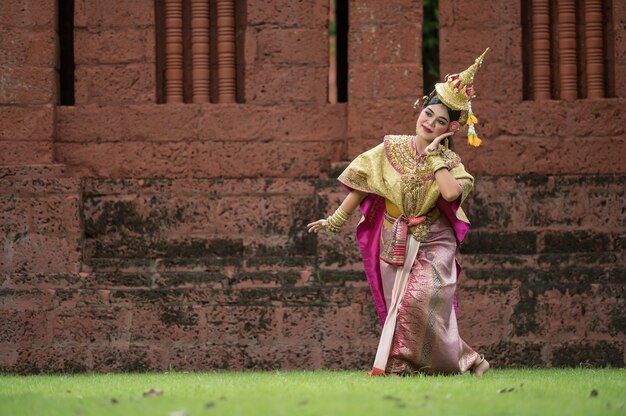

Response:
(371, 237), (420, 372)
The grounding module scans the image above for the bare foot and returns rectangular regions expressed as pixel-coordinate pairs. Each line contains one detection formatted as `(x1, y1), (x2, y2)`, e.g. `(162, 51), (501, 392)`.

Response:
(472, 356), (490, 377)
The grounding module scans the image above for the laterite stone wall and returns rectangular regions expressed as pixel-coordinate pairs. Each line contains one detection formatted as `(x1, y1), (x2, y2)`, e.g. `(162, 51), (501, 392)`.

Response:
(1, 0), (624, 372)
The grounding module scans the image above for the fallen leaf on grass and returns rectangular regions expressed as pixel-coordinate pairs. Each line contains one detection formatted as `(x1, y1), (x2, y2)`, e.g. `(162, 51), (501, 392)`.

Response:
(382, 395), (406, 407)
(143, 388), (163, 397)
(382, 395), (401, 401)
(497, 387), (516, 394)
(590, 389), (599, 398)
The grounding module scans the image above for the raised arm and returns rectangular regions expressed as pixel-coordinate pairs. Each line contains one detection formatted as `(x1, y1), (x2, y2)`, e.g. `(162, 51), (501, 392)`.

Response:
(424, 131), (463, 202)
(434, 168), (462, 201)
(307, 189), (368, 233)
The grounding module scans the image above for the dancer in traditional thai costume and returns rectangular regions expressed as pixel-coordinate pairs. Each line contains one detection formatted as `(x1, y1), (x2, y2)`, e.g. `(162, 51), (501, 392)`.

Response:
(308, 49), (491, 376)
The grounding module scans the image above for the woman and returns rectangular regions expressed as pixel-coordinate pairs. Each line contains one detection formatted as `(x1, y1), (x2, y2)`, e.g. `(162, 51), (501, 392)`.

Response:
(308, 49), (491, 376)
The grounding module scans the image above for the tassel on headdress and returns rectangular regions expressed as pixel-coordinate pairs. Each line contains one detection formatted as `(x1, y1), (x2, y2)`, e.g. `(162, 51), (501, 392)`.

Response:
(418, 48), (490, 147)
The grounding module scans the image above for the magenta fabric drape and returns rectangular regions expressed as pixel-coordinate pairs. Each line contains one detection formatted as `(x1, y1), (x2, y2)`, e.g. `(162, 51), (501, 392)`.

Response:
(354, 193), (388, 325)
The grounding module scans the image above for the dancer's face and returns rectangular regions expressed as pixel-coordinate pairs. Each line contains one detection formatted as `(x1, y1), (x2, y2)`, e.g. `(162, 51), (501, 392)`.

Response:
(416, 104), (450, 141)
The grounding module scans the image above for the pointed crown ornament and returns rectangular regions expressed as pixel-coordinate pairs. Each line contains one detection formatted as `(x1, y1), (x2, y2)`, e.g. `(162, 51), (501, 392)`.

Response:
(435, 47), (489, 111)
(417, 48), (490, 147)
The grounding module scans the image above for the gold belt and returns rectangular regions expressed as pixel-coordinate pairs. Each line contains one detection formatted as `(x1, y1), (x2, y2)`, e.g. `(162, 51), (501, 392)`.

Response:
(380, 212), (427, 266)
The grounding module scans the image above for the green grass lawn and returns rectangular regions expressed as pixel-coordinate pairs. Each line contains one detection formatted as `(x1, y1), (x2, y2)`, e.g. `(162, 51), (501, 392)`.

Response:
(0, 369), (624, 416)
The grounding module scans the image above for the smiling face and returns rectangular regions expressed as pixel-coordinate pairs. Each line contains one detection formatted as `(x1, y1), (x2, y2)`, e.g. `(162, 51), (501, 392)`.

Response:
(415, 104), (451, 142)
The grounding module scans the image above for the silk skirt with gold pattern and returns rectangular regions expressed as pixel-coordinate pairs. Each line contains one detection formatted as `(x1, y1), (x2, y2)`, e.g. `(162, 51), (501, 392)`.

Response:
(379, 215), (479, 375)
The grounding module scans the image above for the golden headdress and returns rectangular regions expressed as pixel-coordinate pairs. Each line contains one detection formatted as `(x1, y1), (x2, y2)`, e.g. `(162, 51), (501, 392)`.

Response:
(416, 48), (490, 147)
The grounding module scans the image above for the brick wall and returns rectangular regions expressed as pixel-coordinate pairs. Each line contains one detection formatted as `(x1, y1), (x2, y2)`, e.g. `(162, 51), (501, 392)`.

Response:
(0, 0), (624, 373)
(460, 175), (625, 367)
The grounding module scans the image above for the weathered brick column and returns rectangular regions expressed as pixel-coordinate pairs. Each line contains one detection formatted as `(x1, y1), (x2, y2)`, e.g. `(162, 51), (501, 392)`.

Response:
(0, 1), (56, 164)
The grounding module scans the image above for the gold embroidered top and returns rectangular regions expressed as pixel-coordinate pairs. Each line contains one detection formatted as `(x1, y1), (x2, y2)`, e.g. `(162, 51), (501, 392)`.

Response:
(338, 135), (474, 242)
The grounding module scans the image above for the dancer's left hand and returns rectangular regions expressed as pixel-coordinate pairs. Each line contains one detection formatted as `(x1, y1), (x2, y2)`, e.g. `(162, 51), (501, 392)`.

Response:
(425, 131), (455, 153)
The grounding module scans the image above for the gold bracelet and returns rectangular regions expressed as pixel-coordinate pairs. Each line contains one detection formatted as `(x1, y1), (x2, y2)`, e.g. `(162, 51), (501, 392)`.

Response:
(324, 217), (340, 233)
(324, 207), (351, 233)
(431, 160), (448, 172)
(424, 151), (448, 173)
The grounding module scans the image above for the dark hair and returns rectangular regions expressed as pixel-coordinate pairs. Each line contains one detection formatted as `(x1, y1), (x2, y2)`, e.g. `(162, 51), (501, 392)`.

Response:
(426, 95), (461, 122)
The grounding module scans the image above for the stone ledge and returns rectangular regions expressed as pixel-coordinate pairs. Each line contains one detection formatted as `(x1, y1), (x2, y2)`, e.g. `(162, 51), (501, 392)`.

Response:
(56, 103), (348, 143)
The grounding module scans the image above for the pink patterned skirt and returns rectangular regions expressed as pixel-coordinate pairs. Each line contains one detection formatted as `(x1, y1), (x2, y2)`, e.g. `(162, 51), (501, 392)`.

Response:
(378, 216), (479, 375)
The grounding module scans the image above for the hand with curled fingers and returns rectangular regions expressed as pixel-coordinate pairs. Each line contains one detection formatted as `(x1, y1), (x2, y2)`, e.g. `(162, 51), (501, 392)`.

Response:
(424, 131), (455, 154)
(307, 218), (328, 234)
